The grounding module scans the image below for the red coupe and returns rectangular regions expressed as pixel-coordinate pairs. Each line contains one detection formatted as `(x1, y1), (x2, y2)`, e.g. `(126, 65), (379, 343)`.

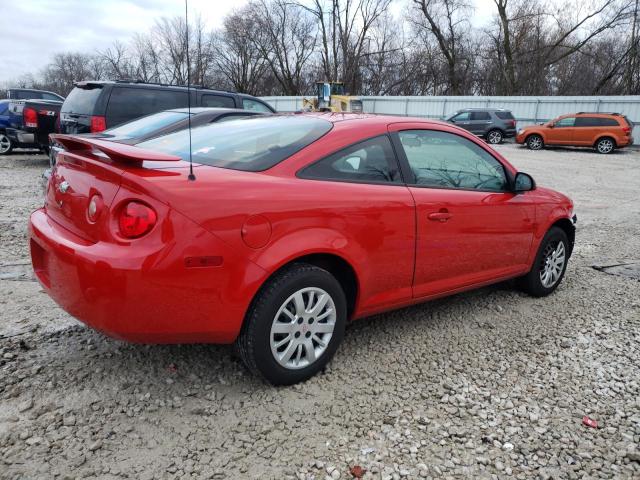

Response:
(29, 114), (576, 384)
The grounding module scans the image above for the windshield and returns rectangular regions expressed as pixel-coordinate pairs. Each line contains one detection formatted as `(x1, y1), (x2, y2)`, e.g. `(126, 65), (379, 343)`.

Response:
(105, 111), (188, 139)
(62, 86), (102, 115)
(138, 116), (333, 171)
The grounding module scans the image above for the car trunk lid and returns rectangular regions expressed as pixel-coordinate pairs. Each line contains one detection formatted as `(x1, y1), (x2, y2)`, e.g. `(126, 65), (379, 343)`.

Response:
(45, 135), (182, 242)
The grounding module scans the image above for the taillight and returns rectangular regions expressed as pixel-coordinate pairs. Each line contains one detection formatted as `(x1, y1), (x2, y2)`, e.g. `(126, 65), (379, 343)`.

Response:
(623, 126), (631, 134)
(87, 194), (103, 223)
(118, 201), (157, 239)
(24, 107), (38, 128)
(90, 115), (107, 133)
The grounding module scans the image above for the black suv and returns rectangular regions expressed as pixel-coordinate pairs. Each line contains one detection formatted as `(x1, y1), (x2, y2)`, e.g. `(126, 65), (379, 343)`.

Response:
(446, 108), (517, 144)
(59, 81), (276, 134)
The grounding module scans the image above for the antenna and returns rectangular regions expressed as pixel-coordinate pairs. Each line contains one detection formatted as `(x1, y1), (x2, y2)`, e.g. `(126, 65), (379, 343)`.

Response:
(185, 0), (195, 181)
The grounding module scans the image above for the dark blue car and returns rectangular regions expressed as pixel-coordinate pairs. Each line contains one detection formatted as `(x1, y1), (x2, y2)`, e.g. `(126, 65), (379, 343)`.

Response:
(0, 100), (16, 154)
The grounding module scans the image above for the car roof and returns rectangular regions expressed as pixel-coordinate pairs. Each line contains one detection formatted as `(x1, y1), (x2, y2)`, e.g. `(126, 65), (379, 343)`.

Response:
(457, 108), (511, 112)
(75, 80), (239, 95)
(290, 112), (450, 128)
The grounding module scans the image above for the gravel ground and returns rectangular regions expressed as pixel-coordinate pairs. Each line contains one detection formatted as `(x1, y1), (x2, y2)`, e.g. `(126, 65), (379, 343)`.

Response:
(1, 144), (639, 480)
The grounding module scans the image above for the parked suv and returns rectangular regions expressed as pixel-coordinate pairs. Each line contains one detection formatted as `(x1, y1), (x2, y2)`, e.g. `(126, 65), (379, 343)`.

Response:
(446, 108), (517, 144)
(58, 81), (276, 134)
(516, 112), (634, 154)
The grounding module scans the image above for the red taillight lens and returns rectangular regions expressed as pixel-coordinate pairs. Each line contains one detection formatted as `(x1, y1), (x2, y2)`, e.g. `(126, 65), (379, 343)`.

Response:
(623, 126), (631, 134)
(118, 202), (157, 239)
(24, 107), (38, 128)
(90, 115), (107, 133)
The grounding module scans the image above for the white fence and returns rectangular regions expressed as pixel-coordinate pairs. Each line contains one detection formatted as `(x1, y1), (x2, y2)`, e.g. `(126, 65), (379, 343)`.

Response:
(261, 95), (640, 144)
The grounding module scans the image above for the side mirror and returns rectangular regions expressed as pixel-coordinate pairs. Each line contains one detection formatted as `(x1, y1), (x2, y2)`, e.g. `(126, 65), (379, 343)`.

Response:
(514, 172), (535, 192)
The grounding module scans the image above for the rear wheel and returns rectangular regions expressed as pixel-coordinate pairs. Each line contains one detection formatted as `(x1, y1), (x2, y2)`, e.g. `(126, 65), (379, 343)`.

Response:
(486, 129), (503, 144)
(517, 227), (569, 297)
(0, 133), (13, 155)
(595, 137), (615, 154)
(236, 263), (347, 385)
(526, 134), (543, 150)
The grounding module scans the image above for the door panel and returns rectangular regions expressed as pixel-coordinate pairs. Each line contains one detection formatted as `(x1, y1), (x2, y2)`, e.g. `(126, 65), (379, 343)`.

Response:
(390, 125), (536, 297)
(545, 117), (575, 145)
(409, 188), (535, 297)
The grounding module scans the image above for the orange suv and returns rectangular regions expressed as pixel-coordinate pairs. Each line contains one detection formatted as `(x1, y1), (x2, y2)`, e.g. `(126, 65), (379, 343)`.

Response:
(516, 112), (634, 154)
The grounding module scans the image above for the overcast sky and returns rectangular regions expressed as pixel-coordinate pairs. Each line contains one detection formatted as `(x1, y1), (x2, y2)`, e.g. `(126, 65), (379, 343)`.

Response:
(0, 0), (495, 84)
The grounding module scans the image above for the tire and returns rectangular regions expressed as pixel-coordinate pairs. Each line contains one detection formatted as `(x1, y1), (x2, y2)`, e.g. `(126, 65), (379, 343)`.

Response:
(595, 137), (615, 154)
(0, 132), (13, 155)
(517, 227), (569, 297)
(486, 129), (503, 144)
(236, 263), (347, 385)
(526, 134), (543, 150)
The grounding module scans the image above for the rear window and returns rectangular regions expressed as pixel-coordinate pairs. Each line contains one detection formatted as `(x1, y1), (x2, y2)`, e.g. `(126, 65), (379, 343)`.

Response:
(495, 111), (515, 120)
(62, 86), (103, 115)
(105, 111), (188, 138)
(138, 116), (333, 171)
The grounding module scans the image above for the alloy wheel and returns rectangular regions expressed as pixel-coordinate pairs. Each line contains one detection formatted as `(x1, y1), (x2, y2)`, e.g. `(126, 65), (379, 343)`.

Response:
(487, 130), (503, 144)
(270, 287), (336, 370)
(539, 241), (566, 288)
(0, 134), (11, 154)
(527, 135), (542, 150)
(597, 138), (614, 154)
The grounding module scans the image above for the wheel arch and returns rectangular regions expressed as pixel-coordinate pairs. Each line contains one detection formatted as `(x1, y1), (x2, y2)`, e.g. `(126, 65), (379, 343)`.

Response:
(550, 217), (575, 257)
(594, 134), (617, 148)
(248, 251), (360, 322)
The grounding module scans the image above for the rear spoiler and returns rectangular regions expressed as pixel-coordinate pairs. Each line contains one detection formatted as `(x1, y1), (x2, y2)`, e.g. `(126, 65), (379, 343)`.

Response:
(51, 134), (181, 163)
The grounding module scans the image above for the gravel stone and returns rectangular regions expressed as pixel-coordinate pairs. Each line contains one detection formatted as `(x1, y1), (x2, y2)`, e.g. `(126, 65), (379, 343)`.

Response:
(1, 146), (640, 479)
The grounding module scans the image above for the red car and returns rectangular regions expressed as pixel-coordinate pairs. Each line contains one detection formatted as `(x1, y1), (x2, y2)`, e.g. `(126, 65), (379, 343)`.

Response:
(29, 114), (576, 385)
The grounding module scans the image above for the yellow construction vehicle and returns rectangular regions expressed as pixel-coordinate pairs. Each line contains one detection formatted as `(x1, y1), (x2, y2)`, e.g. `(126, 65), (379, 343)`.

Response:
(302, 82), (363, 113)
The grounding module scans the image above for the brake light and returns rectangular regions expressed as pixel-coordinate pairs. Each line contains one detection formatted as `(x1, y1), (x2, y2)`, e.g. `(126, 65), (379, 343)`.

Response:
(90, 115), (107, 133)
(24, 107), (38, 128)
(623, 126), (631, 134)
(118, 202), (157, 238)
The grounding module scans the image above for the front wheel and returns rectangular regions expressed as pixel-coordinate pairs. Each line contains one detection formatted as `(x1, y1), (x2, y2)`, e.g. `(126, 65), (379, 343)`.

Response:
(236, 263), (347, 385)
(526, 134), (543, 150)
(595, 137), (615, 154)
(0, 133), (13, 155)
(517, 227), (569, 297)
(486, 129), (503, 145)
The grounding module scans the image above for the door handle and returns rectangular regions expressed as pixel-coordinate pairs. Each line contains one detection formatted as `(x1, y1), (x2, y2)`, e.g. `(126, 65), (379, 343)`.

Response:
(428, 211), (452, 222)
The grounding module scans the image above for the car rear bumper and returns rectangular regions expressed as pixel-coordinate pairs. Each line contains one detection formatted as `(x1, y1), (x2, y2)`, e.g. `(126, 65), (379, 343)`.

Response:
(28, 208), (264, 344)
(6, 128), (36, 146)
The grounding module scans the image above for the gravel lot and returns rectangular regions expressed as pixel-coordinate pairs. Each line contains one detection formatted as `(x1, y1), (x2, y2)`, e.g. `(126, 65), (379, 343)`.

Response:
(1, 144), (639, 480)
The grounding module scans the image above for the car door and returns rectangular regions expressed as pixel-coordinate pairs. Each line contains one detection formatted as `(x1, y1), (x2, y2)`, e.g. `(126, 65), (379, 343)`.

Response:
(298, 134), (416, 312)
(389, 123), (536, 298)
(545, 116), (575, 145)
(448, 111), (472, 132)
(468, 111), (492, 135)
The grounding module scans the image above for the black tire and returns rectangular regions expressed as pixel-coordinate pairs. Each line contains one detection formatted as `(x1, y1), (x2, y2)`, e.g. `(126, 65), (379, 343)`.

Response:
(0, 132), (13, 156)
(595, 137), (615, 154)
(236, 263), (347, 385)
(517, 227), (569, 297)
(486, 129), (503, 145)
(526, 134), (544, 150)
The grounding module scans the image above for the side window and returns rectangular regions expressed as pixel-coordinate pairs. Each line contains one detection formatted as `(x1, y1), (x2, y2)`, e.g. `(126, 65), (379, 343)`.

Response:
(201, 94), (236, 108)
(398, 130), (508, 192)
(555, 117), (575, 127)
(599, 117), (620, 127)
(300, 135), (401, 184)
(0, 103), (7, 115)
(42, 93), (61, 101)
(242, 98), (273, 112)
(106, 88), (188, 125)
(451, 111), (470, 121)
(575, 117), (599, 127)
(470, 111), (490, 120)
